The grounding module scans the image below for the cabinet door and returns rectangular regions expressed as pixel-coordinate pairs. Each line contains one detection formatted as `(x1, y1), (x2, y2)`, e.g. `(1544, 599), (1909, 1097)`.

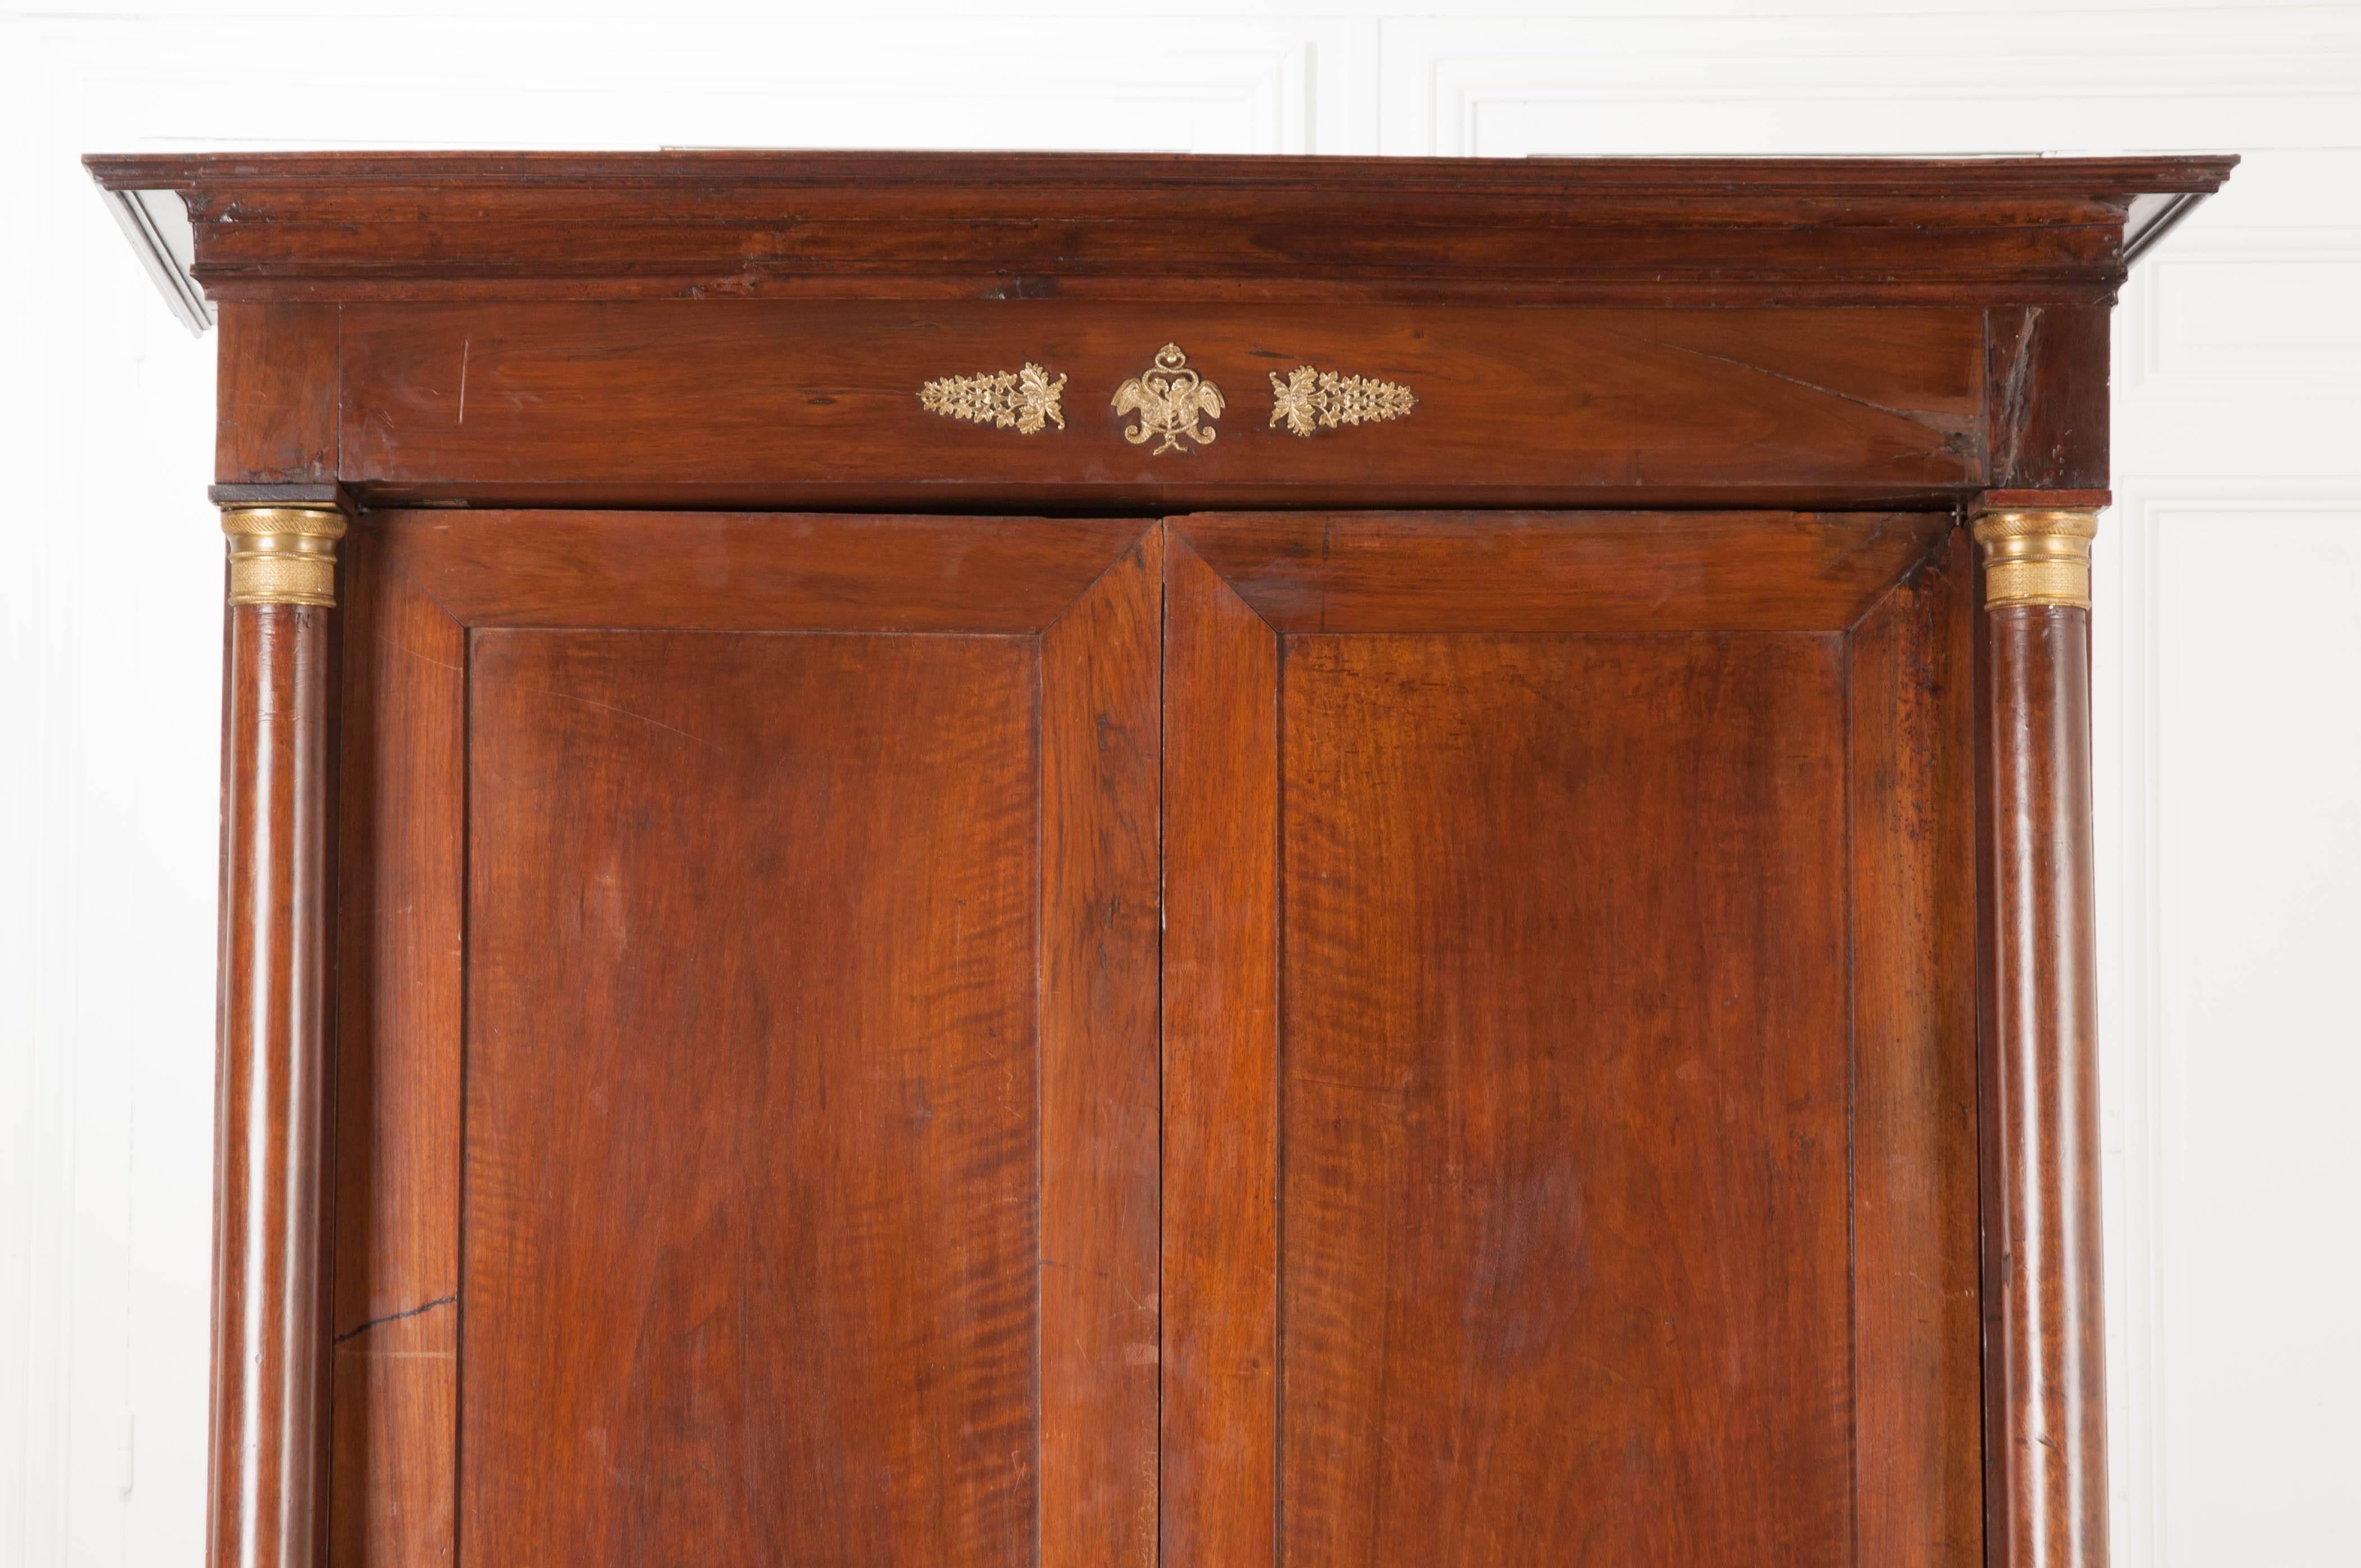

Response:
(1163, 512), (1981, 1568)
(331, 513), (1160, 1568)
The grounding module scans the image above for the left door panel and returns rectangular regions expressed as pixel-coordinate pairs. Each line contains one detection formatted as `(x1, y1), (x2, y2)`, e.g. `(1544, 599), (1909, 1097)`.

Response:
(331, 512), (1162, 1568)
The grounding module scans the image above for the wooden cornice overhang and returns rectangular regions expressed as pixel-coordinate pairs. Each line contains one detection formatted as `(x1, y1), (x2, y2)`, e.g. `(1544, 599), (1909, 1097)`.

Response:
(85, 151), (2236, 312)
(84, 151), (2236, 512)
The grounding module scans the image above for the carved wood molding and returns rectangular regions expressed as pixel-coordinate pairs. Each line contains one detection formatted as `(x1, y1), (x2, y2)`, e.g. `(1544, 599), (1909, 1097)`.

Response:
(83, 152), (2238, 308)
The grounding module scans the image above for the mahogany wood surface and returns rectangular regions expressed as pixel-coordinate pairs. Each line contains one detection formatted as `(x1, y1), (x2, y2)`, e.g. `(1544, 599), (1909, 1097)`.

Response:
(1850, 533), (1984, 1565)
(331, 513), (1159, 1568)
(130, 149), (2178, 1568)
(370, 510), (1144, 631)
(85, 151), (2234, 307)
(298, 505), (2028, 1568)
(328, 532), (464, 1567)
(191, 304), (2097, 514)
(465, 630), (1043, 1566)
(1175, 509), (1950, 631)
(166, 154), (2238, 510)
(335, 303), (1982, 505)
(1984, 306), (2110, 493)
(213, 603), (335, 1568)
(1165, 513), (1981, 1568)
(164, 148), (2241, 513)
(1279, 631), (1854, 1564)
(1038, 534), (1164, 1568)
(215, 303), (339, 485)
(1159, 534), (1281, 1568)
(1981, 605), (2108, 1568)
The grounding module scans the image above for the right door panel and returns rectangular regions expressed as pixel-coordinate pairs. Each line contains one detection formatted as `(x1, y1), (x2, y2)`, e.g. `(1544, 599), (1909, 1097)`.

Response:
(1162, 512), (1981, 1568)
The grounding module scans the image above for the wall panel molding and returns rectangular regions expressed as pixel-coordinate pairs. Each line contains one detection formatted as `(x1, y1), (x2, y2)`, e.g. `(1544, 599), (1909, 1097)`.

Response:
(1379, 9), (2361, 154)
(2095, 487), (2361, 1568)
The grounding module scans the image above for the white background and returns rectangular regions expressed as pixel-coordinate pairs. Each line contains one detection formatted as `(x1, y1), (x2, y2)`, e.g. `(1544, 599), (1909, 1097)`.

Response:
(3, 3), (2356, 1564)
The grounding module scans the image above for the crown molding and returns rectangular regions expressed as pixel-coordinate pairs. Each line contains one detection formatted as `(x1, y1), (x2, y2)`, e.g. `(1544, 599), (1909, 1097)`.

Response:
(95, 183), (211, 335)
(83, 150), (2237, 318)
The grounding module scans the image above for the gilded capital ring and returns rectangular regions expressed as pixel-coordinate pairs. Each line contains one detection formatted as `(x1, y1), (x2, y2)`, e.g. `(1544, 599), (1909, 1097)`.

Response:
(1972, 508), (2099, 610)
(221, 507), (348, 608)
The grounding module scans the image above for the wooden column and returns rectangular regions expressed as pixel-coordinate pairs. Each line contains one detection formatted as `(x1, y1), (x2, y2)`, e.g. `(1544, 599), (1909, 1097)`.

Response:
(1973, 496), (2108, 1568)
(212, 503), (345, 1568)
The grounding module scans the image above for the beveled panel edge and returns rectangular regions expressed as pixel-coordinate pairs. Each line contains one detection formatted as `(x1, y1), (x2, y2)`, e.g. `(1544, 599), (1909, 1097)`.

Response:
(368, 508), (1154, 633)
(1159, 528), (1281, 1568)
(1846, 529), (1986, 1565)
(1038, 535), (1164, 1568)
(1175, 509), (1957, 634)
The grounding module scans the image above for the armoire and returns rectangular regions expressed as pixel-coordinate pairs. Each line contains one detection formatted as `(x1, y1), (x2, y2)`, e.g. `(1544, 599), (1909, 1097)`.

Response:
(85, 149), (2235, 1568)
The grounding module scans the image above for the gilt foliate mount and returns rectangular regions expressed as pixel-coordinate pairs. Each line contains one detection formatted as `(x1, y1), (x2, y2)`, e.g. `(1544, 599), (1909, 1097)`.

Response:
(1268, 364), (1417, 436)
(917, 347), (1417, 451)
(918, 363), (1069, 434)
(1113, 344), (1225, 456)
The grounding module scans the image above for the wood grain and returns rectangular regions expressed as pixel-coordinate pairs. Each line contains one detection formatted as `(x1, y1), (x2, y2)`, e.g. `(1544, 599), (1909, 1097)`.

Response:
(372, 510), (1145, 632)
(213, 602), (335, 1568)
(1849, 531), (1983, 1567)
(1277, 630), (1854, 1566)
(1981, 603), (2109, 1568)
(1986, 306), (2110, 492)
(1176, 510), (1953, 633)
(463, 629), (1041, 1567)
(334, 303), (1982, 507)
(215, 303), (339, 484)
(429, 515), (1156, 1567)
(87, 150), (2235, 307)
(1039, 532), (1163, 1568)
(115, 143), (2205, 1568)
(327, 1315), (451, 1568)
(327, 527), (464, 1568)
(1160, 531), (1280, 1568)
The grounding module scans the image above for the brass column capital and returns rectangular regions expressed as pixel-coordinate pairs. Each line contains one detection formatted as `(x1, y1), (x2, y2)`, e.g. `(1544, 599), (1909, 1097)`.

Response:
(221, 506), (347, 608)
(1972, 507), (2099, 611)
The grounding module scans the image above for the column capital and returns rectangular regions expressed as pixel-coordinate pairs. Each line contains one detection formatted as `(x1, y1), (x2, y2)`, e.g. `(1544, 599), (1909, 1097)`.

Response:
(1971, 505), (2100, 612)
(220, 505), (348, 608)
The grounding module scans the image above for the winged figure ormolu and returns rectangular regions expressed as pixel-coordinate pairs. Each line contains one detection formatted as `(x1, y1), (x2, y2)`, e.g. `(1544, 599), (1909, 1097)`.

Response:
(1111, 343), (1223, 455)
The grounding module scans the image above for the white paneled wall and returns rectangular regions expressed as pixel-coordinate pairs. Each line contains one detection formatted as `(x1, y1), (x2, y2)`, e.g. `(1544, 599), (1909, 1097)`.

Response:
(3, 5), (2354, 1565)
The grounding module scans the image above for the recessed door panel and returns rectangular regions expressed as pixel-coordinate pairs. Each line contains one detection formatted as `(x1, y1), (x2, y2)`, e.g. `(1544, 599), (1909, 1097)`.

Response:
(330, 513), (1161, 1568)
(464, 628), (1040, 1565)
(1163, 512), (1980, 1568)
(330, 509), (1974, 1568)
(1280, 632), (1854, 1562)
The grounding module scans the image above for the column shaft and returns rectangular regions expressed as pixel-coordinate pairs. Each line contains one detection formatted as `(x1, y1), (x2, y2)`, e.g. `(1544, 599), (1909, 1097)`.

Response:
(211, 507), (343, 1568)
(1976, 506), (2109, 1568)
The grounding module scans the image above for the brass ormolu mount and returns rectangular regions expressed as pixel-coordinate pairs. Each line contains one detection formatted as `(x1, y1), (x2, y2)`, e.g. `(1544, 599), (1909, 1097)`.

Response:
(1972, 508), (2099, 610)
(221, 507), (347, 608)
(917, 345), (1420, 453)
